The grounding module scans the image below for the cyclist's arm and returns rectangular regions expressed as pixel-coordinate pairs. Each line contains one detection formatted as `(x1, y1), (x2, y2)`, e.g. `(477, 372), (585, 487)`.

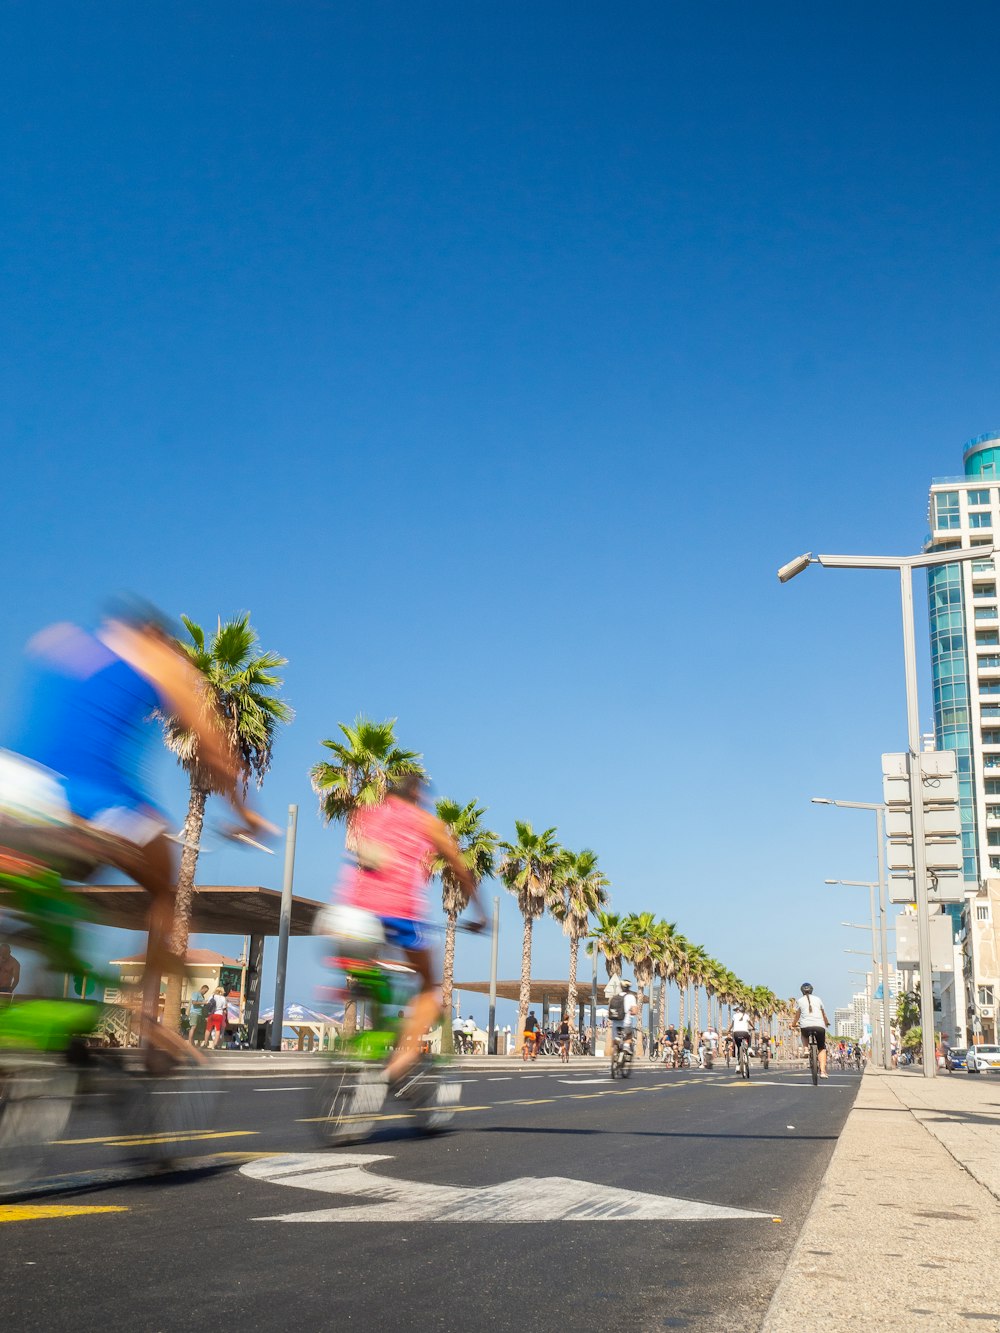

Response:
(126, 630), (273, 835)
(425, 816), (486, 926)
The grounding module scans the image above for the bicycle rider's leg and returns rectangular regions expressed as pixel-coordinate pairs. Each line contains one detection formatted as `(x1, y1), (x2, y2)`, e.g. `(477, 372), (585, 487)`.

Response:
(100, 825), (195, 1067)
(385, 940), (437, 1083)
(812, 1027), (828, 1076)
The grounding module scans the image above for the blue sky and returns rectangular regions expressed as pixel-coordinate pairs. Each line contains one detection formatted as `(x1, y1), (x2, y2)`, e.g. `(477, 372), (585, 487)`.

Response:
(4, 3), (1000, 1022)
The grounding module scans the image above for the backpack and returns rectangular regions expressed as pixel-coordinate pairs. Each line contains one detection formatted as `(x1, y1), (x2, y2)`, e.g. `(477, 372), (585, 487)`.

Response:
(608, 992), (626, 1021)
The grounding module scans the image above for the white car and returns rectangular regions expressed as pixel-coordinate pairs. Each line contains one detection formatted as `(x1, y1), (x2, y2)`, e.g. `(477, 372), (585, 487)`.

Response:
(967, 1044), (1000, 1073)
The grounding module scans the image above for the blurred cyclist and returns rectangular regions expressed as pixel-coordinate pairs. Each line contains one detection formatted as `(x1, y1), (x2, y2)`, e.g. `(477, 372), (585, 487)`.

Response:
(0, 602), (272, 1058)
(338, 772), (486, 1084)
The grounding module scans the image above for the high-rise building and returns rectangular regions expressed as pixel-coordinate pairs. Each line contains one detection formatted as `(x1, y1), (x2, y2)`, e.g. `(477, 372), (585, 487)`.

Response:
(926, 432), (1000, 1040)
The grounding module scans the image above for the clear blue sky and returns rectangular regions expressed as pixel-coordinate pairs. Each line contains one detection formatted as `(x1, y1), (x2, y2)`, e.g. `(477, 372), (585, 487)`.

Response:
(3, 3), (1000, 1022)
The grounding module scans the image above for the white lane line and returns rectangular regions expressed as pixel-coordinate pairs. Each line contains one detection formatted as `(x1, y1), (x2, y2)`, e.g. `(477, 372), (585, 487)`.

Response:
(487, 1077), (512, 1082)
(151, 1089), (220, 1095)
(243, 1153), (776, 1223)
(251, 1087), (310, 1093)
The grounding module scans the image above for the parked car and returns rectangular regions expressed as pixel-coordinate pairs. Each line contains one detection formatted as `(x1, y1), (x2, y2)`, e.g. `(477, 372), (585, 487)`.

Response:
(967, 1044), (1000, 1073)
(946, 1047), (967, 1071)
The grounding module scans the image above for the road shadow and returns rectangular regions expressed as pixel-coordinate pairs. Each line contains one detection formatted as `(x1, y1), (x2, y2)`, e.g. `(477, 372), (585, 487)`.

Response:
(468, 1125), (837, 1142)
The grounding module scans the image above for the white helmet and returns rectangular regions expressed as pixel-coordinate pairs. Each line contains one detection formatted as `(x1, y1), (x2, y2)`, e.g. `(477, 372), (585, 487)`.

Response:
(312, 903), (385, 958)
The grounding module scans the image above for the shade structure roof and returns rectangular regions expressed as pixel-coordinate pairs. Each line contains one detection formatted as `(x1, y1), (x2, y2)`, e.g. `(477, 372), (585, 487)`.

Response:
(109, 948), (242, 968)
(16, 884), (325, 937)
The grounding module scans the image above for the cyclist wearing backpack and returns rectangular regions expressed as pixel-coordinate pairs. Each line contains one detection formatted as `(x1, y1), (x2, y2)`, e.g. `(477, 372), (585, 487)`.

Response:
(608, 980), (637, 1055)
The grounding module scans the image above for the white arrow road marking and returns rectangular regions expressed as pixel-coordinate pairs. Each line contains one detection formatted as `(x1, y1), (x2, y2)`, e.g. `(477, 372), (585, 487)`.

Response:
(241, 1153), (775, 1223)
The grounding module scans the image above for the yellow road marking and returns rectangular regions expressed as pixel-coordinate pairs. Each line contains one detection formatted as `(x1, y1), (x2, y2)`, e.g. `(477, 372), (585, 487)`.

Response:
(0, 1205), (128, 1223)
(510, 1098), (555, 1105)
(56, 1130), (257, 1147)
(297, 1104), (491, 1126)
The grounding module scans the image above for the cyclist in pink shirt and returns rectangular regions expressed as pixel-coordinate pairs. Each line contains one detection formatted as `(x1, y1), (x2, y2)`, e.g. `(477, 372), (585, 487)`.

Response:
(342, 774), (486, 1081)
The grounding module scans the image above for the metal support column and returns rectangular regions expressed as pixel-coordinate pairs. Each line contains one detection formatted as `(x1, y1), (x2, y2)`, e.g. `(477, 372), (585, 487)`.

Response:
(269, 803), (297, 1051)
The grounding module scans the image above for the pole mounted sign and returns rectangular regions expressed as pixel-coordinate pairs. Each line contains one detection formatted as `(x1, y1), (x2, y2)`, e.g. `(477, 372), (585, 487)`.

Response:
(882, 751), (965, 904)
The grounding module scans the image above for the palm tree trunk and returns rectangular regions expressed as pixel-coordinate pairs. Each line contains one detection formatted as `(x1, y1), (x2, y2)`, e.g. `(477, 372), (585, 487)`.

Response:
(162, 784), (207, 1032)
(440, 910), (458, 1055)
(658, 973), (667, 1038)
(694, 985), (701, 1048)
(678, 980), (686, 1041)
(516, 914), (533, 1053)
(566, 934), (579, 1027)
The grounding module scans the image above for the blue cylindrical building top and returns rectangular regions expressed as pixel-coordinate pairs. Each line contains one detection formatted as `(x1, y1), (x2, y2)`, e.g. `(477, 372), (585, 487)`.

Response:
(964, 431), (1000, 476)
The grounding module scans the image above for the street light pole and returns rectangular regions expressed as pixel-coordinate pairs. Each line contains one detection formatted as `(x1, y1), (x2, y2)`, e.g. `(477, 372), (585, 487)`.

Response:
(787, 545), (995, 1078)
(815, 801), (895, 1071)
(827, 875), (887, 1067)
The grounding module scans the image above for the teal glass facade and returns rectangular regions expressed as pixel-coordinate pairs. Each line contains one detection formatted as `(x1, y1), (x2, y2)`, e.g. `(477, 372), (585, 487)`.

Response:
(964, 432), (1000, 478)
(928, 562), (979, 883)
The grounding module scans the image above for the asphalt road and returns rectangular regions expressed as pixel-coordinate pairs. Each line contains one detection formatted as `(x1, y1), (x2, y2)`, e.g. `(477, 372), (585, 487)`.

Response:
(3, 1061), (861, 1333)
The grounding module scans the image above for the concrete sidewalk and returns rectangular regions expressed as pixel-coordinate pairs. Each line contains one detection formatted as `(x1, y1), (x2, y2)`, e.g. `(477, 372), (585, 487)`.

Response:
(763, 1067), (1000, 1331)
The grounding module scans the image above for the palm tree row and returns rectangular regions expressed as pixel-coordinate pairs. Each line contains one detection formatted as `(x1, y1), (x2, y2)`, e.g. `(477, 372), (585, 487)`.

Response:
(310, 715), (784, 1051)
(153, 627), (784, 1046)
(585, 912), (783, 1054)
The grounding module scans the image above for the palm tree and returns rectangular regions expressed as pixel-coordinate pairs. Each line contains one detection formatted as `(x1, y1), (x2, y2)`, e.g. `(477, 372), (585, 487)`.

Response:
(588, 911), (630, 980)
(686, 943), (710, 1046)
(671, 933), (693, 1039)
(550, 849), (609, 1033)
(432, 798), (497, 1053)
(650, 920), (679, 1041)
(160, 614), (292, 1031)
(310, 716), (424, 849)
(310, 715), (424, 1036)
(497, 821), (560, 1049)
(623, 911), (658, 1057)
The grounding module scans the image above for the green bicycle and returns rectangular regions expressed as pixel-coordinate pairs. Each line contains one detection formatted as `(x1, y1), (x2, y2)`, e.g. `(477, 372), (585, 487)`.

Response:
(310, 936), (467, 1146)
(0, 844), (214, 1194)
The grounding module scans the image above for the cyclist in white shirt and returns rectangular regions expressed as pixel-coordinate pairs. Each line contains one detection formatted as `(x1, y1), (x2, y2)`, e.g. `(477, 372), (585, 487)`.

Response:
(791, 983), (830, 1079)
(729, 1005), (753, 1064)
(612, 980), (638, 1052)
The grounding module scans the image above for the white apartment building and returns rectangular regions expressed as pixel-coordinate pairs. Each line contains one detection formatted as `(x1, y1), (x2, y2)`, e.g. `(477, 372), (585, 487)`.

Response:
(926, 432), (1000, 1042)
(834, 1006), (858, 1039)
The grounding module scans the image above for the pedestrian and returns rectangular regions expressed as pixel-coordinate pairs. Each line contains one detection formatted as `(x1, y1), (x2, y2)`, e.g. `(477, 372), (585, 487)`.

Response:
(188, 984), (209, 1046)
(0, 943), (20, 1006)
(204, 986), (228, 1049)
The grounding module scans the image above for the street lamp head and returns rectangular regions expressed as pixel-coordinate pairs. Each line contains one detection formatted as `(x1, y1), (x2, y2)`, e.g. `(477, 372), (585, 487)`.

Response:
(824, 879), (839, 885)
(811, 798), (834, 805)
(777, 552), (814, 584)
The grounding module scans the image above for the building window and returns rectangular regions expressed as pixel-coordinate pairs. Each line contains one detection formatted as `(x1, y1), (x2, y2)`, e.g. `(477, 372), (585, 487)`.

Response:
(979, 986), (995, 1006)
(972, 512), (994, 528)
(970, 490), (993, 505)
(974, 537), (994, 546)
(981, 659), (1000, 670)
(977, 631), (1000, 645)
(975, 607), (999, 620)
(975, 585), (998, 598)
(935, 492), (961, 529)
(978, 905), (992, 922)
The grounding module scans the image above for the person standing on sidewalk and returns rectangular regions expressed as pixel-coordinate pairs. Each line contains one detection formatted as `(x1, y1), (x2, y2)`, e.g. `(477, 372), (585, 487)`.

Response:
(188, 984), (209, 1046)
